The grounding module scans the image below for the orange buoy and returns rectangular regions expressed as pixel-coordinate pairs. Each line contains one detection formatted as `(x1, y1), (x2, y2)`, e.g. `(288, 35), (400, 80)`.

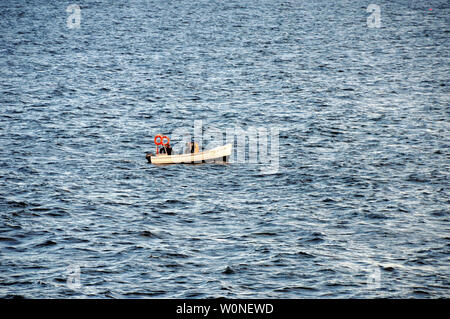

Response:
(161, 135), (170, 146)
(154, 135), (163, 145)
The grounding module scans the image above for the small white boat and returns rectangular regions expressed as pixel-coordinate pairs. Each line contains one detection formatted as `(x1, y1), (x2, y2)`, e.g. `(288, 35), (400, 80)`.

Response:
(146, 144), (232, 165)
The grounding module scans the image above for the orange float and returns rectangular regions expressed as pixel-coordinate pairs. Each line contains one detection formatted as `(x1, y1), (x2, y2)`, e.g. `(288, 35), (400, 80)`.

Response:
(161, 135), (170, 146)
(154, 134), (163, 145)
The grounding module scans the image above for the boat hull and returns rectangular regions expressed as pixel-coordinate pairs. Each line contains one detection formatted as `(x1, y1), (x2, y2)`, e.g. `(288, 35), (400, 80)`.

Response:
(148, 144), (232, 164)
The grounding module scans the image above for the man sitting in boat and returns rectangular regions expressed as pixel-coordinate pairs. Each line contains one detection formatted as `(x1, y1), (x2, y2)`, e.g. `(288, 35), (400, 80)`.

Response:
(186, 142), (199, 154)
(160, 143), (173, 155)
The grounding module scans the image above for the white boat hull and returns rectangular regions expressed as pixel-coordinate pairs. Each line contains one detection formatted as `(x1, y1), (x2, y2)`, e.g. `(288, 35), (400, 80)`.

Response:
(149, 144), (232, 164)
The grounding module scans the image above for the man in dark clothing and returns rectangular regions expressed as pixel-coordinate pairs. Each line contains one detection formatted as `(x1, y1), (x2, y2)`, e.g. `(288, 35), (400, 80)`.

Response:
(160, 143), (173, 155)
(187, 142), (198, 153)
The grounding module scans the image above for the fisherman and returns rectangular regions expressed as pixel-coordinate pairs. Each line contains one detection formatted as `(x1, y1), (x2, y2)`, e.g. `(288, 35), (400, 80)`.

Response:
(187, 141), (199, 154)
(160, 143), (173, 155)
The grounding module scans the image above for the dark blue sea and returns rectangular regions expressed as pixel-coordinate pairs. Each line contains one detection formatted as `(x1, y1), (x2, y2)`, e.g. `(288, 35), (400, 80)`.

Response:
(0, 0), (449, 298)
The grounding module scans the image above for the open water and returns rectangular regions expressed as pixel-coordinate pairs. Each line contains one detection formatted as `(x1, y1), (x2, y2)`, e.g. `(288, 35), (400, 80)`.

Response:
(0, 0), (449, 298)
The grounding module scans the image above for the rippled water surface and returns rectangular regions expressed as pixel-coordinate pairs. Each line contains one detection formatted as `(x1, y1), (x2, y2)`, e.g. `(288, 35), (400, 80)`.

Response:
(0, 0), (449, 298)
